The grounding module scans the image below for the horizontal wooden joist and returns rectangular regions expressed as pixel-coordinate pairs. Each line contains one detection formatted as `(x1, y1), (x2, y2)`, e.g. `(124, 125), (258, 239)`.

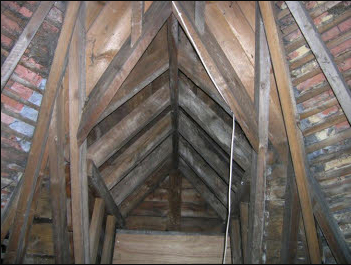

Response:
(77, 1), (172, 145)
(87, 84), (171, 168)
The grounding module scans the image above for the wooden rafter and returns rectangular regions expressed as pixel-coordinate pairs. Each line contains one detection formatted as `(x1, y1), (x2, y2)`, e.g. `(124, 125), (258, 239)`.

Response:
(77, 1), (172, 145)
(286, 1), (351, 124)
(259, 1), (321, 263)
(4, 2), (81, 263)
(1, 1), (54, 91)
(131, 1), (144, 47)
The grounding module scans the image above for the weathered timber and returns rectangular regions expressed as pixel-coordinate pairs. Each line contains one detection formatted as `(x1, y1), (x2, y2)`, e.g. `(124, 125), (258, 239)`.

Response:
(97, 48), (169, 124)
(119, 158), (172, 217)
(240, 201), (249, 264)
(167, 14), (180, 169)
(85, 1), (105, 31)
(48, 86), (70, 264)
(4, 3), (81, 263)
(89, 198), (105, 263)
(78, 1), (172, 144)
(111, 136), (172, 205)
(179, 76), (251, 171)
(1, 1), (54, 91)
(68, 4), (91, 263)
(168, 170), (182, 230)
(101, 215), (117, 264)
(90, 162), (125, 227)
(101, 112), (172, 190)
(195, 1), (205, 34)
(131, 1), (144, 47)
(179, 158), (227, 220)
(178, 110), (243, 189)
(179, 136), (234, 207)
(87, 84), (170, 168)
(287, 2), (351, 124)
(230, 219), (243, 264)
(172, 1), (259, 151)
(248, 7), (271, 264)
(259, 2), (321, 263)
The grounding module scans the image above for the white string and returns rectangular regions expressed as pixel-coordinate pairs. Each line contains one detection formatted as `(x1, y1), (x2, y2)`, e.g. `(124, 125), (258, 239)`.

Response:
(223, 114), (235, 264)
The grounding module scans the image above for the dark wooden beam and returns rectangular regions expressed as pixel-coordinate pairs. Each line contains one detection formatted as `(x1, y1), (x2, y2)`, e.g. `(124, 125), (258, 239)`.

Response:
(247, 6), (271, 264)
(230, 219), (243, 264)
(110, 136), (173, 205)
(171, 1), (259, 151)
(131, 1), (144, 47)
(259, 1), (321, 263)
(119, 158), (172, 217)
(194, 2), (205, 35)
(48, 86), (70, 264)
(179, 76), (252, 171)
(168, 170), (182, 230)
(77, 1), (172, 144)
(89, 198), (105, 263)
(179, 158), (227, 220)
(101, 112), (172, 190)
(1, 1), (54, 91)
(286, 1), (351, 124)
(240, 201), (249, 264)
(87, 84), (170, 168)
(167, 13), (179, 169)
(101, 215), (117, 264)
(4, 3), (81, 263)
(90, 162), (125, 227)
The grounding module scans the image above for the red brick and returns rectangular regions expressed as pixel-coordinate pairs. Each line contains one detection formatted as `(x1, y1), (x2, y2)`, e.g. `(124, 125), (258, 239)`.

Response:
(1, 34), (13, 49)
(14, 64), (42, 86)
(336, 120), (350, 131)
(1, 112), (14, 125)
(1, 92), (24, 112)
(321, 26), (340, 42)
(19, 6), (33, 18)
(284, 29), (302, 42)
(1, 136), (23, 151)
(1, 13), (22, 35)
(296, 73), (326, 91)
(331, 39), (351, 56)
(338, 18), (351, 33)
(11, 82), (33, 100)
(305, 1), (318, 10)
(21, 55), (46, 74)
(1, 1), (21, 12)
(338, 57), (351, 72)
(42, 20), (59, 34)
(321, 105), (339, 117)
(313, 12), (330, 27)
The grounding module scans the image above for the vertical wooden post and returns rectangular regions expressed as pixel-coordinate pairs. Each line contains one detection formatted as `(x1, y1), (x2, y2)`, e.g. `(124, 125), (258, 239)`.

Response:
(240, 202), (249, 264)
(89, 198), (105, 263)
(230, 219), (243, 264)
(101, 216), (117, 264)
(168, 170), (182, 231)
(259, 2), (321, 263)
(247, 4), (271, 264)
(69, 3), (91, 263)
(49, 83), (71, 263)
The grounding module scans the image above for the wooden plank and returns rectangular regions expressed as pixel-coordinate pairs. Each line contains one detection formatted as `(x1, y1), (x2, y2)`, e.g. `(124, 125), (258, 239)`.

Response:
(1, 1), (54, 91)
(179, 136), (234, 207)
(179, 76), (252, 171)
(97, 47), (169, 124)
(195, 1), (205, 34)
(4, 2), (81, 263)
(168, 170), (182, 230)
(68, 3), (90, 263)
(302, 113), (347, 137)
(113, 232), (231, 263)
(119, 158), (172, 217)
(287, 1), (351, 124)
(78, 1), (172, 144)
(111, 136), (172, 205)
(247, 7), (271, 263)
(90, 162), (125, 227)
(167, 14), (179, 168)
(172, 1), (259, 152)
(131, 1), (144, 47)
(230, 219), (243, 264)
(101, 112), (172, 190)
(48, 85), (70, 264)
(85, 1), (105, 31)
(87, 84), (170, 168)
(89, 198), (105, 263)
(101, 215), (117, 264)
(259, 2), (321, 263)
(178, 110), (243, 188)
(240, 202), (249, 264)
(179, 158), (227, 220)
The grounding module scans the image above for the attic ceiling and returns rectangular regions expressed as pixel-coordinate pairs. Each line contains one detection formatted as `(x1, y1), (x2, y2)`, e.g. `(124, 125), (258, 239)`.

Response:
(1, 1), (351, 264)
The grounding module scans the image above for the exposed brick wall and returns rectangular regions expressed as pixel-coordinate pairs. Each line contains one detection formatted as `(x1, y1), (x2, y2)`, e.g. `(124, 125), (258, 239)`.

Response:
(1, 1), (65, 211)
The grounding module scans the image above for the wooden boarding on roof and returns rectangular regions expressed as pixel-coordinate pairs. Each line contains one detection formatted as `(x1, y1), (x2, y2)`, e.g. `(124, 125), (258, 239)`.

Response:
(1, 1), (350, 264)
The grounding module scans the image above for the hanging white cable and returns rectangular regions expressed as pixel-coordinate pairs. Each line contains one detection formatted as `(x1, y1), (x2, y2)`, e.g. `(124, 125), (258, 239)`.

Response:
(223, 113), (235, 264)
